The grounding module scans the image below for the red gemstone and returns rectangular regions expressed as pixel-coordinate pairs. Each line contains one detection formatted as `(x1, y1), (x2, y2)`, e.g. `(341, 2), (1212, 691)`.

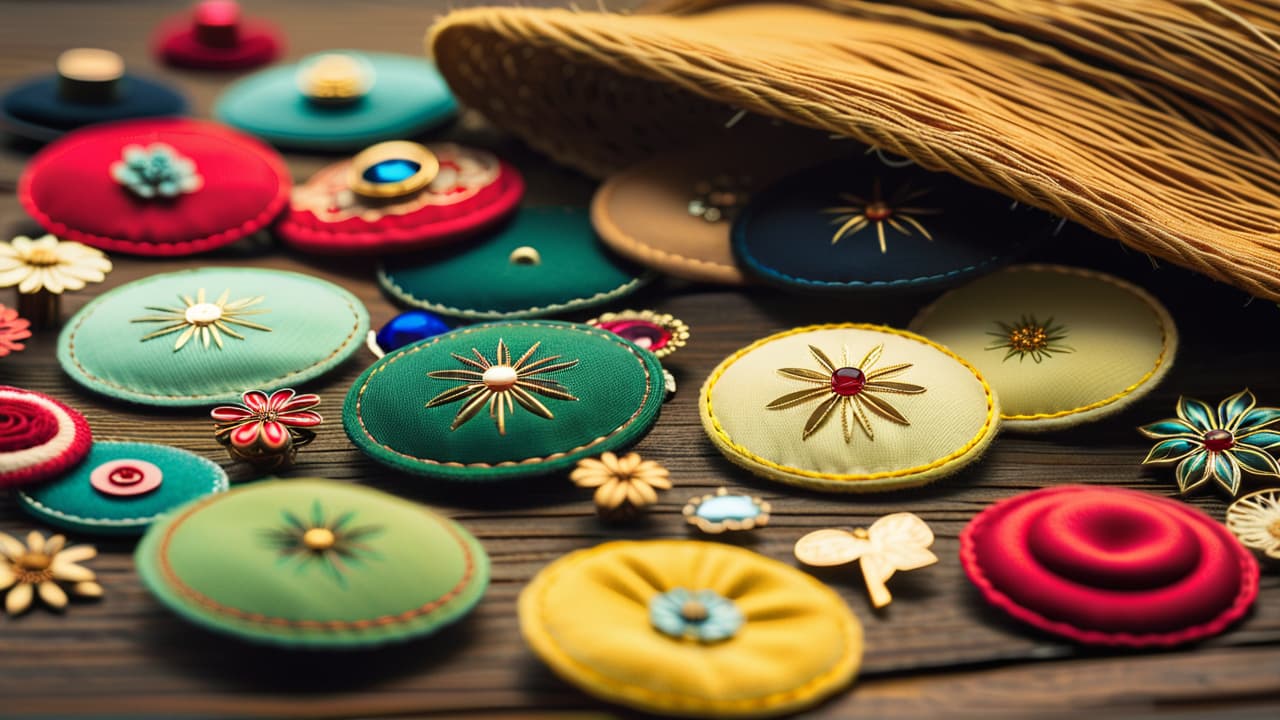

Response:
(831, 367), (866, 396)
(597, 319), (671, 352)
(1203, 429), (1234, 451)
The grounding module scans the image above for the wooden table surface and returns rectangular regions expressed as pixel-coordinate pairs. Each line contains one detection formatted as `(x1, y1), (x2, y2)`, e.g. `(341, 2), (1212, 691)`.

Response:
(1, 1), (1278, 717)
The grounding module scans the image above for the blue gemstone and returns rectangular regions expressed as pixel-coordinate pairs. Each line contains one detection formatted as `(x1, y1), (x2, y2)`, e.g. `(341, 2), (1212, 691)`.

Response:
(695, 495), (761, 524)
(375, 310), (450, 352)
(363, 159), (421, 184)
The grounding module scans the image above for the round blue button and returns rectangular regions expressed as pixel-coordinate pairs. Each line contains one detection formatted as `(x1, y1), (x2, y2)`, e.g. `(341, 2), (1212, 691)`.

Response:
(375, 309), (450, 353)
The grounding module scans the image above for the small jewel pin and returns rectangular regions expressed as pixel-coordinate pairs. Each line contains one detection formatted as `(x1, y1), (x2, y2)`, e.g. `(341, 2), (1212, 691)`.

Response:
(586, 310), (689, 359)
(210, 388), (322, 470)
(682, 488), (770, 534)
(794, 512), (937, 608)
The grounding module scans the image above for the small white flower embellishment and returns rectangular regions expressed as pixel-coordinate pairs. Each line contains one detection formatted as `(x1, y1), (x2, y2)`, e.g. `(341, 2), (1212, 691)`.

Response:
(0, 531), (103, 615)
(111, 143), (203, 199)
(0, 234), (112, 295)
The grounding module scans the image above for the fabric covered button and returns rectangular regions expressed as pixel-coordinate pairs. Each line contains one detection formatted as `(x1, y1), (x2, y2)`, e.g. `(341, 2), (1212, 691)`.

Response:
(732, 155), (1056, 293)
(278, 142), (523, 255)
(134, 478), (489, 648)
(378, 207), (648, 319)
(19, 118), (290, 256)
(960, 485), (1259, 647)
(344, 320), (665, 481)
(700, 324), (998, 492)
(519, 540), (862, 717)
(0, 387), (93, 488)
(1, 49), (188, 143)
(152, 1), (283, 71)
(57, 267), (368, 407)
(910, 264), (1177, 431)
(18, 442), (228, 536)
(214, 51), (457, 151)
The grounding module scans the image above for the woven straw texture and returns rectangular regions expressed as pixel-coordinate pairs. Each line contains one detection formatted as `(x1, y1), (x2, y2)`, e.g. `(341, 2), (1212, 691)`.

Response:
(428, 0), (1280, 300)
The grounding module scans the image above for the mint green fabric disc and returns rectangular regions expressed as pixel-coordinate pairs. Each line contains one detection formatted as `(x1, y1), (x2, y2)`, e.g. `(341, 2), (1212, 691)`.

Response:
(344, 320), (665, 481)
(57, 267), (368, 407)
(377, 206), (649, 320)
(135, 478), (489, 648)
(18, 441), (228, 536)
(213, 52), (457, 151)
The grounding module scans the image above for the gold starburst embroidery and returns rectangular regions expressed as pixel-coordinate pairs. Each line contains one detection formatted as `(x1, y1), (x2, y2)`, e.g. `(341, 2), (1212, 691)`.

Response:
(821, 179), (940, 253)
(262, 502), (381, 585)
(131, 288), (271, 352)
(425, 339), (580, 434)
(766, 344), (926, 443)
(986, 315), (1072, 363)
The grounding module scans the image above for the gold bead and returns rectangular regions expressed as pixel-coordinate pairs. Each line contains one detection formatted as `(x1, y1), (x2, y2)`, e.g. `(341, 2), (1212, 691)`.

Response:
(302, 527), (336, 551)
(680, 600), (709, 622)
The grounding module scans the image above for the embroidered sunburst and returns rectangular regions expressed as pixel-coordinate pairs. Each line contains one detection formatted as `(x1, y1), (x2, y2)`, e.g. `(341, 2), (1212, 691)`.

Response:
(425, 339), (580, 434)
(131, 288), (271, 351)
(986, 315), (1073, 363)
(262, 502), (381, 585)
(821, 179), (940, 253)
(766, 344), (926, 442)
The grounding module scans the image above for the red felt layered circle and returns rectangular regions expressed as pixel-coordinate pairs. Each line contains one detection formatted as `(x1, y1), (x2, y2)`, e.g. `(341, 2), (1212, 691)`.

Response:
(276, 143), (524, 255)
(19, 118), (291, 256)
(152, 8), (282, 70)
(960, 485), (1258, 647)
(0, 386), (93, 488)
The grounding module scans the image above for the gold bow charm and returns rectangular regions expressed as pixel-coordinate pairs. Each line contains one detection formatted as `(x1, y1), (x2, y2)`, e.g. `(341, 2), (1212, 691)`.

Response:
(793, 512), (937, 608)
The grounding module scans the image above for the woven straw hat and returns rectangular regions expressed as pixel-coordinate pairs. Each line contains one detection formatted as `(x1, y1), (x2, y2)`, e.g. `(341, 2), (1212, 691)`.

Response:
(428, 0), (1280, 300)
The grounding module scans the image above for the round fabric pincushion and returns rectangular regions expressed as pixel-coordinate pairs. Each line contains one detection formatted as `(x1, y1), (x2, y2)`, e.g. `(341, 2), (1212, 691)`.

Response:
(960, 485), (1259, 647)
(152, 1), (283, 71)
(0, 386), (93, 488)
(135, 478), (490, 648)
(18, 441), (228, 536)
(19, 118), (290, 256)
(278, 142), (524, 255)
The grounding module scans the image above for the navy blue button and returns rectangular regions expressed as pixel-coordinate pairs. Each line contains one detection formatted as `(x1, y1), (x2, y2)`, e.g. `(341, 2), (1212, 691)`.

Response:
(363, 158), (420, 184)
(375, 310), (450, 352)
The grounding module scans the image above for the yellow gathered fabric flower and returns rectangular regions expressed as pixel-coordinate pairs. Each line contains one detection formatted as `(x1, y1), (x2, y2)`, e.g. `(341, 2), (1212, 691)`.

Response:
(0, 530), (103, 615)
(570, 451), (672, 513)
(0, 234), (113, 295)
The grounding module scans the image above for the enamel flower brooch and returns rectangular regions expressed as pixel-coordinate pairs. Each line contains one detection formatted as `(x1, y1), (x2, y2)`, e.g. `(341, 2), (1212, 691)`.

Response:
(212, 389), (322, 470)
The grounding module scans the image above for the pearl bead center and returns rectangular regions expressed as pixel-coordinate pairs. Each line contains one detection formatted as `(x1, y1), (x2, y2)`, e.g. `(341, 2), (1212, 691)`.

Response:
(185, 302), (223, 325)
(482, 365), (518, 391)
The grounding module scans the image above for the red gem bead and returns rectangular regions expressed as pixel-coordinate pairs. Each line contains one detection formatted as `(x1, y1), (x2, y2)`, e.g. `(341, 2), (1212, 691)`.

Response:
(596, 319), (671, 352)
(831, 367), (866, 396)
(1203, 429), (1234, 451)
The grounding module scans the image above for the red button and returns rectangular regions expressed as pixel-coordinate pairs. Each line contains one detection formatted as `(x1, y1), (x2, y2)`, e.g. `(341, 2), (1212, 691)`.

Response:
(91, 458), (163, 496)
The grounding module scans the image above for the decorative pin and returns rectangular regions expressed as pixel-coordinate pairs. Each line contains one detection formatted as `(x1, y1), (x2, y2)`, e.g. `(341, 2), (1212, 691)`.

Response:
(682, 488), (770, 534)
(1226, 489), (1280, 561)
(131, 287), (271, 351)
(297, 52), (375, 105)
(586, 310), (689, 360)
(649, 588), (743, 642)
(111, 143), (203, 199)
(0, 304), (32, 358)
(89, 459), (163, 497)
(767, 343), (926, 443)
(424, 339), (580, 434)
(570, 451), (671, 520)
(0, 530), (103, 616)
(262, 501), (381, 585)
(794, 513), (938, 609)
(347, 140), (439, 200)
(986, 315), (1072, 363)
(1139, 389), (1280, 497)
(0, 234), (112, 330)
(821, 178), (939, 253)
(366, 309), (450, 358)
(211, 388), (322, 470)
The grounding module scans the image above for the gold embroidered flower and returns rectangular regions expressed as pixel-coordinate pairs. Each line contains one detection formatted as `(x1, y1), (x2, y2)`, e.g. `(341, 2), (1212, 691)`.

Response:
(425, 339), (579, 434)
(570, 452), (672, 515)
(0, 234), (112, 295)
(986, 315), (1073, 363)
(821, 179), (940, 253)
(132, 287), (271, 351)
(262, 502), (382, 585)
(1225, 489), (1280, 560)
(0, 531), (102, 615)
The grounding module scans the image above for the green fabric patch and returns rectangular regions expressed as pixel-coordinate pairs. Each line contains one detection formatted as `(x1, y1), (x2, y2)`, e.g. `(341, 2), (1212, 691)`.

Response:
(377, 206), (649, 319)
(57, 267), (368, 406)
(135, 478), (489, 648)
(18, 442), (228, 536)
(344, 320), (664, 481)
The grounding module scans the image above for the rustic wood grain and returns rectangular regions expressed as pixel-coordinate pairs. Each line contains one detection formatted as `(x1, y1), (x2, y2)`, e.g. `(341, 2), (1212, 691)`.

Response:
(1, 1), (1278, 717)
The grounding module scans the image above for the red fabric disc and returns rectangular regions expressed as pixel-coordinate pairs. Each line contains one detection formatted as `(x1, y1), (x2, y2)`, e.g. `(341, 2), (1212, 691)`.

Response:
(19, 118), (291, 256)
(0, 386), (93, 488)
(152, 11), (282, 70)
(960, 485), (1259, 647)
(276, 143), (524, 255)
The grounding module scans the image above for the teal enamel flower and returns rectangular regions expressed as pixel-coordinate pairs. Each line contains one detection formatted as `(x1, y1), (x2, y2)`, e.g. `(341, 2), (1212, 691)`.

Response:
(649, 588), (743, 643)
(110, 143), (203, 199)
(1139, 389), (1280, 497)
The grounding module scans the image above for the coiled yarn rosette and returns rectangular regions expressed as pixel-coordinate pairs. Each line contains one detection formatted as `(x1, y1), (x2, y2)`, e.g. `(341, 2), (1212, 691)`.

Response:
(0, 386), (93, 488)
(960, 485), (1259, 647)
(428, 0), (1280, 301)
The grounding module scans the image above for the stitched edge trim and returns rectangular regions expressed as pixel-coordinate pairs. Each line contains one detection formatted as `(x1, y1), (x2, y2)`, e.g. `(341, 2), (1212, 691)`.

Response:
(700, 323), (998, 488)
(151, 485), (481, 630)
(519, 540), (863, 715)
(349, 321), (659, 470)
(17, 442), (229, 528)
(908, 264), (1178, 425)
(17, 119), (291, 256)
(59, 267), (368, 405)
(959, 485), (1260, 647)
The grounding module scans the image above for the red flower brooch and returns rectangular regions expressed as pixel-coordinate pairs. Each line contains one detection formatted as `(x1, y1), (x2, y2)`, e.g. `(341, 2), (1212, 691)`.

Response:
(211, 389), (322, 470)
(0, 304), (32, 357)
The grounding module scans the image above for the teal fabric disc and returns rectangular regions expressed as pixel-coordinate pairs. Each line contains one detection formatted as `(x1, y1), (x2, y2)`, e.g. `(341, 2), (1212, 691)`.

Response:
(18, 441), (228, 536)
(213, 51), (457, 151)
(377, 206), (650, 319)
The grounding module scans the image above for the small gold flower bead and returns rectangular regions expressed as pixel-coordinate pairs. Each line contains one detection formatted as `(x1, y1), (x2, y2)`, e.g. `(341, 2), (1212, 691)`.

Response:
(0, 531), (103, 616)
(570, 452), (672, 520)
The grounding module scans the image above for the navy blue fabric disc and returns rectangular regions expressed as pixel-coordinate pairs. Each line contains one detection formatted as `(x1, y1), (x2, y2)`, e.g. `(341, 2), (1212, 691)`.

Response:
(1, 75), (188, 143)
